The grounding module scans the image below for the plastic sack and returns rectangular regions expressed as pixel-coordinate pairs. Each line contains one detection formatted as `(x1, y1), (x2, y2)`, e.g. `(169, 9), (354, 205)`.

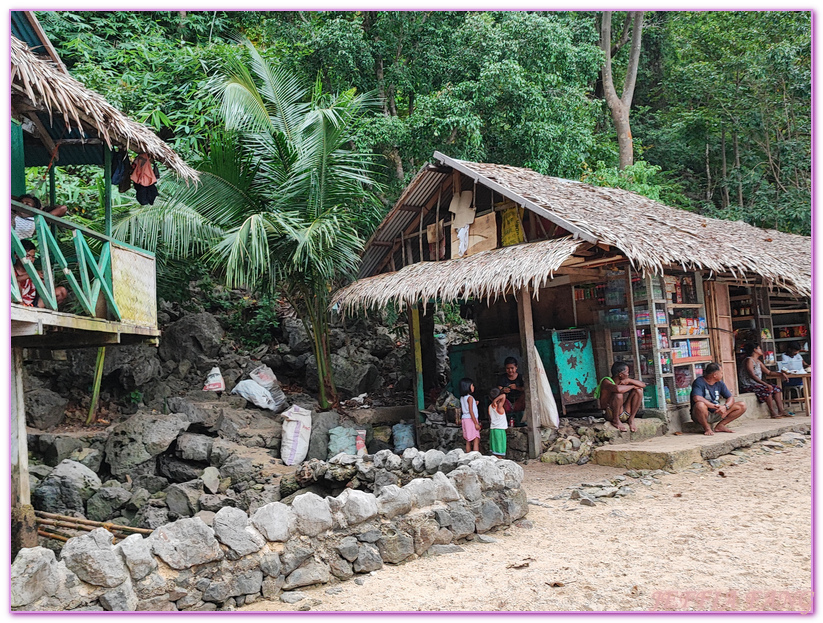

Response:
(392, 421), (415, 453)
(249, 365), (276, 390)
(532, 344), (560, 429)
(355, 430), (367, 456)
(328, 427), (358, 458)
(281, 405), (312, 466)
(231, 379), (279, 410)
(203, 367), (225, 392)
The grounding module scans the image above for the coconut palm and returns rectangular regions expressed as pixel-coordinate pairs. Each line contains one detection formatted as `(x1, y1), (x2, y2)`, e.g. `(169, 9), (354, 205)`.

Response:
(115, 42), (383, 408)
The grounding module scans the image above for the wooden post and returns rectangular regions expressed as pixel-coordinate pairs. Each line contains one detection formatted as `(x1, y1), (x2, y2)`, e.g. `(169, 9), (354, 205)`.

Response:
(87, 347), (106, 424)
(516, 287), (542, 459)
(103, 145), (112, 237)
(11, 347), (37, 559)
(409, 305), (426, 447)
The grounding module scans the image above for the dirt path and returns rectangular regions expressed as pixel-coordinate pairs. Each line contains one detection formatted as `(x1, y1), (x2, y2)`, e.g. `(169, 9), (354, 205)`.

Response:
(241, 438), (811, 612)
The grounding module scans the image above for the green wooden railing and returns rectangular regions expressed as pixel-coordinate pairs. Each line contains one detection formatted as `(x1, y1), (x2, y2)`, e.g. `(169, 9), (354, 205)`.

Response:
(10, 200), (155, 323)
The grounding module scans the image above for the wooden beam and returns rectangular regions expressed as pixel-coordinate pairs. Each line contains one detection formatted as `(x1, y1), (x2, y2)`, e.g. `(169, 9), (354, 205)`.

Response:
(516, 287), (542, 459)
(11, 346), (37, 560)
(12, 332), (122, 350)
(409, 305), (425, 446)
(25, 112), (56, 153)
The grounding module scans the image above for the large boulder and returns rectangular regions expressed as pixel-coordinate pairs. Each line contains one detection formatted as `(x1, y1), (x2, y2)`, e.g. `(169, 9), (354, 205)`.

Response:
(24, 389), (68, 430)
(32, 459), (101, 515)
(148, 517), (224, 569)
(11, 547), (60, 607)
(65, 344), (162, 393)
(86, 486), (132, 522)
(305, 354), (379, 398)
(158, 312), (224, 365)
(250, 502), (294, 542)
(306, 411), (340, 461)
(291, 492), (333, 536)
(61, 528), (129, 588)
(104, 412), (190, 477)
(282, 318), (313, 355)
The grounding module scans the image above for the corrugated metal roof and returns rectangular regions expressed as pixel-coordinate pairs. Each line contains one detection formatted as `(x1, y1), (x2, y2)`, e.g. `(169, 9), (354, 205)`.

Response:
(11, 11), (43, 54)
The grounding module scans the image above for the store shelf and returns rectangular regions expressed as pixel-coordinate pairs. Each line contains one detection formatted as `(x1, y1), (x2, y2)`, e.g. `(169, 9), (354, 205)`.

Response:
(773, 324), (807, 329)
(774, 337), (808, 342)
(730, 295), (751, 301)
(668, 303), (703, 309)
(671, 356), (713, 365)
(732, 315), (755, 320)
(771, 309), (809, 314)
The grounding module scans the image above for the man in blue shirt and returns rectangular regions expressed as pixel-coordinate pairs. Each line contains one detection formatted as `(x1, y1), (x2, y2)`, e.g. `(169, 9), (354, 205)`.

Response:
(690, 362), (747, 436)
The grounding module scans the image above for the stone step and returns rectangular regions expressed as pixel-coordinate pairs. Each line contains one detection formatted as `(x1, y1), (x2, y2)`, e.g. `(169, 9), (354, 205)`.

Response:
(592, 417), (810, 472)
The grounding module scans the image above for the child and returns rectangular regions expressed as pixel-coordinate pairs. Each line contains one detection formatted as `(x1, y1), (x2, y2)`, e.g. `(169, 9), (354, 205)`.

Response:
(488, 387), (508, 458)
(459, 377), (481, 453)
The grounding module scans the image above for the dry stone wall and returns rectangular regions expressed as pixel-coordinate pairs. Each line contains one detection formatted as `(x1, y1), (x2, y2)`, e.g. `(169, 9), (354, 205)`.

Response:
(12, 451), (526, 611)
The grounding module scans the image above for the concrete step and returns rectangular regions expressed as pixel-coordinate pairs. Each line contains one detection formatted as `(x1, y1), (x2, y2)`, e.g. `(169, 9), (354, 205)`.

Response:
(592, 416), (810, 472)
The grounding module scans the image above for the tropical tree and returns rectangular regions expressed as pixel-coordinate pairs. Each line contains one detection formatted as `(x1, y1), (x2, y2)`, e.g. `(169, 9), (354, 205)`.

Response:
(115, 41), (383, 408)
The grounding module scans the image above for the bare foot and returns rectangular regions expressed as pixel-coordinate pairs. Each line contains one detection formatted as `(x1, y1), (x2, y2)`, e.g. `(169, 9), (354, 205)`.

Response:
(714, 425), (735, 433)
(778, 412), (792, 417)
(614, 421), (629, 432)
(629, 421), (638, 432)
(703, 428), (714, 436)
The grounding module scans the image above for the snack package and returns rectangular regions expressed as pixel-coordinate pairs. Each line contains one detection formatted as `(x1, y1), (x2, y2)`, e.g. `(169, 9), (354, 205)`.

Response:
(203, 367), (225, 392)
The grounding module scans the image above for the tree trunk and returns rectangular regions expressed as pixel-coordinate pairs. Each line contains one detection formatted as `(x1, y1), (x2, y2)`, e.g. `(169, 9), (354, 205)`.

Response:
(705, 138), (712, 203)
(721, 126), (729, 209)
(599, 11), (644, 170)
(734, 130), (743, 208)
(376, 58), (388, 115)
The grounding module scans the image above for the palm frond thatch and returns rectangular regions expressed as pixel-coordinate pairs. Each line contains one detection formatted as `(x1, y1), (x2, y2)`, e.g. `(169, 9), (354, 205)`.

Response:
(11, 36), (198, 181)
(332, 237), (583, 315)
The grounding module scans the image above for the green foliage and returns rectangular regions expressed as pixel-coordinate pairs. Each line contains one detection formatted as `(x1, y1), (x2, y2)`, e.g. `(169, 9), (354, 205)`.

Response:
(580, 160), (692, 209)
(126, 390), (143, 405)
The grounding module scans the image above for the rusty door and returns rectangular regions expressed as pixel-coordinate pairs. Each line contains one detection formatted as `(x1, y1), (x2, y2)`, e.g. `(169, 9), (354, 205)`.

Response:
(551, 329), (598, 409)
(704, 281), (738, 395)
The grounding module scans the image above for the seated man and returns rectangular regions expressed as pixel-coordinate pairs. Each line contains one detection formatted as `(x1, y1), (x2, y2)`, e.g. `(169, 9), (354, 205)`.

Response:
(779, 342), (807, 388)
(497, 356), (526, 427)
(691, 362), (746, 435)
(595, 362), (646, 432)
(12, 194), (68, 239)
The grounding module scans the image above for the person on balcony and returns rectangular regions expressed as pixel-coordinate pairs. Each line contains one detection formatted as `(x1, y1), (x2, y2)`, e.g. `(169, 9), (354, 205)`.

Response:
(14, 240), (68, 309)
(12, 194), (68, 238)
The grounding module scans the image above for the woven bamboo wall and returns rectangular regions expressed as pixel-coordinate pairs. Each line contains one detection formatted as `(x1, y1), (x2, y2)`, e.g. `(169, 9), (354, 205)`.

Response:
(111, 244), (157, 328)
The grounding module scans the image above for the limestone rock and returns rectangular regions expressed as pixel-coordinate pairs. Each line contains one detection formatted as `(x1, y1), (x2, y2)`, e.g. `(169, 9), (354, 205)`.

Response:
(11, 547), (60, 607)
(283, 560), (331, 590)
(99, 577), (138, 611)
(68, 447), (103, 472)
(353, 543), (383, 573)
(158, 312), (225, 364)
(376, 529), (415, 564)
(165, 480), (203, 518)
(473, 499), (504, 533)
(468, 458), (506, 490)
(134, 505), (169, 530)
(291, 492), (333, 536)
(403, 478), (437, 508)
(446, 503), (476, 539)
(25, 388), (68, 430)
(401, 447), (419, 471)
(231, 570), (263, 597)
(251, 502), (294, 542)
(339, 489), (378, 526)
(149, 518), (224, 569)
(105, 412), (190, 477)
(61, 528), (129, 588)
(447, 466), (482, 502)
(260, 552), (282, 577)
(336, 536), (360, 562)
(114, 533), (156, 580)
(213, 507), (265, 558)
(375, 485), (413, 519)
(281, 541), (315, 576)
(432, 471), (460, 502)
(32, 459), (102, 515)
(201, 466), (221, 495)
(86, 486), (132, 522)
(424, 449), (446, 474)
(328, 553), (354, 580)
(497, 459), (525, 489)
(176, 433), (214, 462)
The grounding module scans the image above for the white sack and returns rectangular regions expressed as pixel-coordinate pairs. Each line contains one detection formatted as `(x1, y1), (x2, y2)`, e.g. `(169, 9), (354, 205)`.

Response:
(281, 405), (312, 466)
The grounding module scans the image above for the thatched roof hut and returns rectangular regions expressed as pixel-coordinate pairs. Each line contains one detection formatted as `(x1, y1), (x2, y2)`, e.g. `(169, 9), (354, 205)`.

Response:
(11, 36), (198, 180)
(342, 152), (809, 312)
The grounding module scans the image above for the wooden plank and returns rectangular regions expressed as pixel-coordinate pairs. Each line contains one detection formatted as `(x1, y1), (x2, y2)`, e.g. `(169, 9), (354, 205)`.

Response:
(10, 304), (160, 336)
(11, 348), (30, 507)
(409, 306), (425, 447)
(450, 211), (497, 259)
(704, 281), (738, 395)
(516, 287), (542, 459)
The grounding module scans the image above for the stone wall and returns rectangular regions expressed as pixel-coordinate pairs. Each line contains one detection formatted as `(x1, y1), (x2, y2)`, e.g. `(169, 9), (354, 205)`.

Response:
(12, 451), (527, 611)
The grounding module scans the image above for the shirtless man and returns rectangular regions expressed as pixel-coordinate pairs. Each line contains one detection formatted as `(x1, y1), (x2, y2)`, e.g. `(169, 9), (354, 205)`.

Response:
(596, 362), (645, 432)
(690, 362), (747, 435)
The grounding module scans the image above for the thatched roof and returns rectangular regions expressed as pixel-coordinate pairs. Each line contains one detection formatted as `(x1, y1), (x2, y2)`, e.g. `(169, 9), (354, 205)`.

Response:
(11, 36), (198, 181)
(333, 237), (583, 314)
(440, 155), (810, 297)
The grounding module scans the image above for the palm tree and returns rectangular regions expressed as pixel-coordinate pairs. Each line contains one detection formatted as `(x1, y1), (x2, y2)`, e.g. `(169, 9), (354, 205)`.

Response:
(115, 42), (383, 408)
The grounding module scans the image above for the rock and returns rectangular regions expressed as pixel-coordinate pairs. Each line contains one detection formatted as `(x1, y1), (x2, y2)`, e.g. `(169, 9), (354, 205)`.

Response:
(158, 312), (225, 364)
(376, 530), (415, 564)
(468, 458), (506, 490)
(352, 543), (383, 573)
(134, 505), (169, 530)
(68, 447), (103, 473)
(126, 487), (151, 512)
(61, 528), (128, 588)
(203, 581), (230, 603)
(328, 554), (354, 580)
(136, 595), (178, 611)
(158, 455), (207, 483)
(375, 485), (413, 519)
(283, 560), (331, 590)
(307, 411), (340, 461)
(28, 464), (54, 479)
(132, 475), (169, 495)
(326, 586), (345, 595)
(411, 453), (426, 473)
(195, 511), (216, 526)
(32, 459), (102, 515)
(280, 591), (306, 604)
(472, 499), (504, 533)
(580, 498), (596, 507)
(424, 449), (446, 474)
(262, 576), (285, 601)
(105, 412), (190, 477)
(440, 450), (461, 474)
(339, 489), (379, 526)
(165, 480), (203, 518)
(11, 547), (60, 607)
(432, 471), (460, 502)
(99, 577), (138, 611)
(149, 518), (224, 569)
(199, 493), (231, 513)
(354, 577), (366, 586)
(231, 570), (263, 597)
(459, 451), (483, 465)
(404, 478), (437, 508)
(476, 534), (498, 544)
(447, 503), (477, 539)
(176, 433), (214, 462)
(401, 447), (419, 471)
(356, 529), (381, 543)
(336, 536), (360, 562)
(428, 544), (463, 555)
(251, 502), (294, 542)
(40, 435), (86, 467)
(25, 389), (68, 430)
(260, 553), (282, 578)
(447, 466), (482, 502)
(114, 533), (156, 580)
(213, 507), (265, 558)
(306, 354), (378, 398)
(495, 488), (529, 523)
(281, 541), (315, 576)
(409, 516), (440, 555)
(86, 486), (132, 522)
(373, 469), (398, 489)
(291, 493), (333, 536)
(497, 460), (525, 489)
(433, 527), (453, 544)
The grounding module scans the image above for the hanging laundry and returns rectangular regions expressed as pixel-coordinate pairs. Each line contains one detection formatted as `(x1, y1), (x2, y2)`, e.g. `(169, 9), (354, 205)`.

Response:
(448, 190), (475, 229)
(456, 225), (470, 257)
(130, 153), (159, 205)
(111, 149), (129, 185)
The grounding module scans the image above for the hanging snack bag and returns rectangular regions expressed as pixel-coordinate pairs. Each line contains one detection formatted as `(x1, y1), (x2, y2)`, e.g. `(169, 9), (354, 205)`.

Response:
(355, 430), (367, 456)
(203, 367), (225, 392)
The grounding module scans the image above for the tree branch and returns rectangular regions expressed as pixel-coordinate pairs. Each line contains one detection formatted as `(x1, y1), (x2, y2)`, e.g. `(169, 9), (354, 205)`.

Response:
(599, 11), (620, 108)
(610, 12), (633, 57)
(621, 11), (644, 108)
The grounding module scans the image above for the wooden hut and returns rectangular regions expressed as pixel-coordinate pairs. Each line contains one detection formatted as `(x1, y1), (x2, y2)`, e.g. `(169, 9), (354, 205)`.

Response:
(334, 152), (811, 457)
(9, 14), (197, 556)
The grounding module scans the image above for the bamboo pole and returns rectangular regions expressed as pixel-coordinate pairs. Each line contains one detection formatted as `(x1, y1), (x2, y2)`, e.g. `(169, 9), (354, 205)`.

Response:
(35, 510), (153, 535)
(38, 530), (69, 542)
(87, 347), (105, 424)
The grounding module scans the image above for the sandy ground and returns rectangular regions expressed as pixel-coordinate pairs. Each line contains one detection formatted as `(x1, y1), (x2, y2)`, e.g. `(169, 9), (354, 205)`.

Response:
(240, 439), (811, 613)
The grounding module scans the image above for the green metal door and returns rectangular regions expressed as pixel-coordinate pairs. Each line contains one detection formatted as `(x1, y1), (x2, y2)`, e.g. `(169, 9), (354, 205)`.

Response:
(11, 119), (25, 196)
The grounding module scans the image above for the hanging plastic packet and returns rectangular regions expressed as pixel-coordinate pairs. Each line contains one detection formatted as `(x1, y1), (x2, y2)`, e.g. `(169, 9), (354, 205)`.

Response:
(203, 367), (225, 392)
(355, 430), (367, 456)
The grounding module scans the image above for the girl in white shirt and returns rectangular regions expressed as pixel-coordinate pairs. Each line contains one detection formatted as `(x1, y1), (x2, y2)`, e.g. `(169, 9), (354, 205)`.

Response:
(488, 388), (508, 458)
